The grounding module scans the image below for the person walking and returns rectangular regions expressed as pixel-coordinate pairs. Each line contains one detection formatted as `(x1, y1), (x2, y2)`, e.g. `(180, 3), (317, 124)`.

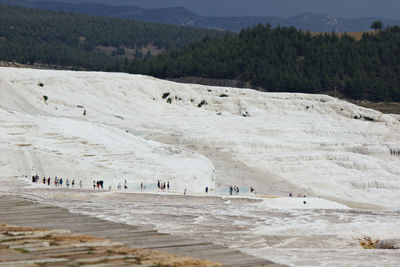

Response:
(66, 179), (70, 188)
(79, 180), (82, 189)
(72, 179), (75, 188)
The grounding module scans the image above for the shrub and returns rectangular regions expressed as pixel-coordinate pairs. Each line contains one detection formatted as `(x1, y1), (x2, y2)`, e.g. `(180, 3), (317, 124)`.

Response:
(363, 116), (374, 121)
(197, 100), (207, 108)
(43, 95), (48, 103)
(162, 92), (170, 99)
(219, 94), (228, 97)
(167, 97), (172, 104)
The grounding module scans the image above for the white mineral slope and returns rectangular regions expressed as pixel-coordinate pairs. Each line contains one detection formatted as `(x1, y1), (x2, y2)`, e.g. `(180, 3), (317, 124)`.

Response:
(0, 67), (400, 208)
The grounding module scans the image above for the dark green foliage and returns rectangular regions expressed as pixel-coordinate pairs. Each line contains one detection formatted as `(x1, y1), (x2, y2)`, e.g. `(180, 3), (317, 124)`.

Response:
(43, 95), (48, 102)
(219, 94), (228, 97)
(162, 92), (170, 99)
(0, 4), (224, 70)
(167, 97), (172, 104)
(2, 4), (400, 103)
(197, 100), (207, 107)
(371, 21), (383, 31)
(114, 46), (125, 56)
(363, 116), (374, 121)
(132, 25), (400, 102)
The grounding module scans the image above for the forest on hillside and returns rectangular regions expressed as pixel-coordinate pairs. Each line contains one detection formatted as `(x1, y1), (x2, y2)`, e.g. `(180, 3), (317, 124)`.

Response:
(130, 25), (400, 102)
(0, 4), (224, 70)
(1, 4), (400, 102)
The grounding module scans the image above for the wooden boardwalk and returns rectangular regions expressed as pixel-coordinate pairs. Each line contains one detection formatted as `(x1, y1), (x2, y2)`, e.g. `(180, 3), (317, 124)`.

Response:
(0, 196), (286, 267)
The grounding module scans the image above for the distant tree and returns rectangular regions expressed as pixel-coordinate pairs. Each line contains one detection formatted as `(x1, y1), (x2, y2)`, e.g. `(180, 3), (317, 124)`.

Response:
(115, 46), (125, 55)
(371, 21), (383, 31)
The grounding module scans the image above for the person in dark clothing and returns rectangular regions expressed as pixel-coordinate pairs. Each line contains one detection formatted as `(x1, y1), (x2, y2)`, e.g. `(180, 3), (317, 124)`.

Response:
(47, 177), (50, 185)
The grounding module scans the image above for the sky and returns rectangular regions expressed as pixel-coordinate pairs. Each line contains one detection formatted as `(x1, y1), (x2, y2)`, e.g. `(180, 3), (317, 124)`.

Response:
(33, 0), (400, 20)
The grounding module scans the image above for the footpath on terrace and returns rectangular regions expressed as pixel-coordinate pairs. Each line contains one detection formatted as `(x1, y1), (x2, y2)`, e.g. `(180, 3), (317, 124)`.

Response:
(0, 196), (287, 267)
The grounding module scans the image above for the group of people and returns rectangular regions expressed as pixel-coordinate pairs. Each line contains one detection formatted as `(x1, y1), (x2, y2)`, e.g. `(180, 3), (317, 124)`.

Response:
(157, 180), (170, 191)
(289, 192), (307, 198)
(227, 185), (255, 196)
(31, 175), (142, 192)
(229, 185), (240, 195)
(31, 174), (259, 197)
(117, 179), (128, 190)
(93, 180), (105, 189)
(31, 174), (82, 189)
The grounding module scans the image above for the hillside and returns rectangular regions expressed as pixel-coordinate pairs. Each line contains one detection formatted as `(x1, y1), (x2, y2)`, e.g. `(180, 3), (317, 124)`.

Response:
(131, 25), (400, 102)
(1, 0), (400, 32)
(0, 4), (224, 70)
(1, 67), (400, 208)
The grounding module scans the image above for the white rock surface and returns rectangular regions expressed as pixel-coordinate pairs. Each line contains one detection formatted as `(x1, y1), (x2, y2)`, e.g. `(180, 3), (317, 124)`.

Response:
(1, 67), (399, 207)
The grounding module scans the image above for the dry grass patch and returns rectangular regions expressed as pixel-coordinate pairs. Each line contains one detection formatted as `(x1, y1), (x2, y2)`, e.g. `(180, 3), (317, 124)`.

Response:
(308, 31), (377, 41)
(0, 224), (221, 267)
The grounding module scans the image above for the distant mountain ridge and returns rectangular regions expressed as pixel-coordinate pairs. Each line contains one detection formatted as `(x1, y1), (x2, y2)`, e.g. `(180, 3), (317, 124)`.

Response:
(1, 0), (400, 32)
